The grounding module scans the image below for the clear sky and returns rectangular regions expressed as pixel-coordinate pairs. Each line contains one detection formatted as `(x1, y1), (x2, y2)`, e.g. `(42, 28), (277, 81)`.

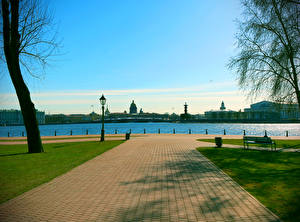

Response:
(0, 0), (259, 115)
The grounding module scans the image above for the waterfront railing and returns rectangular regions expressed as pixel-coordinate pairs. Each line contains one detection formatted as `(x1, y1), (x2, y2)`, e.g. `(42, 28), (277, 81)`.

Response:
(3, 128), (291, 137)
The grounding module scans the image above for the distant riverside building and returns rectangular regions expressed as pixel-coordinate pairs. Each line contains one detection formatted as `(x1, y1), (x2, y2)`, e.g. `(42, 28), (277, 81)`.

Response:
(36, 111), (45, 124)
(244, 101), (299, 120)
(0, 109), (45, 125)
(107, 111), (170, 121)
(220, 101), (226, 110)
(205, 101), (238, 120)
(129, 100), (138, 114)
(45, 113), (94, 124)
(45, 114), (67, 124)
(105, 106), (110, 115)
(204, 100), (299, 121)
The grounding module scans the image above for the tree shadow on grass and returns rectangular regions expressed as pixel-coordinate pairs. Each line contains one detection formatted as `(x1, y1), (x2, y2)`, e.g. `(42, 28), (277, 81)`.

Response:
(0, 152), (29, 157)
(282, 143), (300, 149)
(199, 147), (300, 221)
(52, 144), (66, 149)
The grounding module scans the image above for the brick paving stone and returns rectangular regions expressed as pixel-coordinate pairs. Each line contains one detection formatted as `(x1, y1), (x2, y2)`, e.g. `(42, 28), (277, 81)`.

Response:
(0, 134), (281, 221)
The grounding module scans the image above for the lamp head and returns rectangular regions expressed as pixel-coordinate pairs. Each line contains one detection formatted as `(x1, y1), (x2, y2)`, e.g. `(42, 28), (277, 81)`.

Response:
(99, 94), (106, 106)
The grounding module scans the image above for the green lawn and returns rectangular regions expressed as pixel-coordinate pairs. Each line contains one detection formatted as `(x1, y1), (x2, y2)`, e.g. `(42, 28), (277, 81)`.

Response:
(198, 138), (300, 149)
(197, 147), (300, 222)
(0, 140), (124, 204)
(0, 135), (141, 142)
(0, 136), (100, 142)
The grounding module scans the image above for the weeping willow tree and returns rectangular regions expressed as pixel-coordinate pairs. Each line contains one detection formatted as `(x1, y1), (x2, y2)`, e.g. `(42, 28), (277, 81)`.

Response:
(229, 0), (300, 109)
(1, 0), (58, 153)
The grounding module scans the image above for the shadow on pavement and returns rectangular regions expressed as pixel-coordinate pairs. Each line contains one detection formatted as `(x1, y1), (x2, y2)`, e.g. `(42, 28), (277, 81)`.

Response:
(115, 149), (280, 221)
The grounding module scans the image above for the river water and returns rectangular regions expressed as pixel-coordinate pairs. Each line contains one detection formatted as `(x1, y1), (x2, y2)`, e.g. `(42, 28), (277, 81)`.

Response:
(0, 122), (299, 137)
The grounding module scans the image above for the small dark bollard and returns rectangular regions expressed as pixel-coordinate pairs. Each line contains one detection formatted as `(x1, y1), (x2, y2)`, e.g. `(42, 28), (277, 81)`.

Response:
(144, 129), (146, 134)
(286, 131), (288, 137)
(173, 129), (175, 134)
(189, 129), (191, 134)
(22, 131), (24, 137)
(115, 129), (117, 134)
(158, 129), (160, 134)
(125, 133), (130, 140)
(86, 129), (88, 135)
(205, 129), (208, 135)
(70, 130), (72, 136)
(215, 137), (222, 148)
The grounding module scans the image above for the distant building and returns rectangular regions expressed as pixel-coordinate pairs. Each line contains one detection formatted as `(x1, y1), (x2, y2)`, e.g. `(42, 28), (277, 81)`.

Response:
(244, 101), (299, 120)
(106, 110), (171, 122)
(105, 106), (110, 115)
(170, 113), (180, 121)
(45, 114), (67, 124)
(89, 112), (99, 121)
(0, 109), (45, 125)
(193, 114), (206, 120)
(129, 100), (137, 114)
(220, 101), (226, 110)
(205, 101), (238, 120)
(36, 111), (45, 124)
(45, 113), (93, 124)
(68, 114), (90, 122)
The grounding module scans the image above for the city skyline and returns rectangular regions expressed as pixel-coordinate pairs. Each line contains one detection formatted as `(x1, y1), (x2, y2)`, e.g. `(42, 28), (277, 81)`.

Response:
(1, 82), (259, 115)
(0, 0), (264, 114)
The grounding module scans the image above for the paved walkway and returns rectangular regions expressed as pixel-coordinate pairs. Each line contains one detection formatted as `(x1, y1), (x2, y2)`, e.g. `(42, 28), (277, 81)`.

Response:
(0, 135), (280, 221)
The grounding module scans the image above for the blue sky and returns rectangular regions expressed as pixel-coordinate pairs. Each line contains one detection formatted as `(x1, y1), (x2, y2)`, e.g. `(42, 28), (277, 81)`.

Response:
(0, 0), (258, 114)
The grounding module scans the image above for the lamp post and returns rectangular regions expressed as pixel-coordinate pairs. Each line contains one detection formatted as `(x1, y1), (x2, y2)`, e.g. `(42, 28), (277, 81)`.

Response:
(99, 94), (106, 141)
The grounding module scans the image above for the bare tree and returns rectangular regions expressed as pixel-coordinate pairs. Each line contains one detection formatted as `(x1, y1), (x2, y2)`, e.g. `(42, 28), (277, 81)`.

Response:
(228, 0), (300, 109)
(1, 0), (59, 153)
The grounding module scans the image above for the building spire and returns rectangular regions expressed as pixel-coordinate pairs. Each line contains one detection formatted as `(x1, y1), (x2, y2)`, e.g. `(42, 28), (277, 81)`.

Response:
(220, 101), (226, 110)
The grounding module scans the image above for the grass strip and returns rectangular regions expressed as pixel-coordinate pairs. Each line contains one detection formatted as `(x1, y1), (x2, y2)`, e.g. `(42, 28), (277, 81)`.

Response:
(0, 140), (124, 204)
(198, 138), (300, 149)
(197, 147), (300, 222)
(0, 135), (141, 142)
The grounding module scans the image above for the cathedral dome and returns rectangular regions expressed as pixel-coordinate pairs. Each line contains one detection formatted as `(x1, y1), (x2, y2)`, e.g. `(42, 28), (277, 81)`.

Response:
(129, 100), (137, 114)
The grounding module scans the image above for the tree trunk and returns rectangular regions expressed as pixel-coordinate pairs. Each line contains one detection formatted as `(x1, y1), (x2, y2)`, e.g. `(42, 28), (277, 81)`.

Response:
(293, 74), (300, 111)
(2, 0), (43, 153)
(296, 88), (300, 111)
(10, 61), (44, 153)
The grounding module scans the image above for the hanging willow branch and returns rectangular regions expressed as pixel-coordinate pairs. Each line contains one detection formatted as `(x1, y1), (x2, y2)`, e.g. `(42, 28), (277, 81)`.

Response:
(228, 0), (300, 108)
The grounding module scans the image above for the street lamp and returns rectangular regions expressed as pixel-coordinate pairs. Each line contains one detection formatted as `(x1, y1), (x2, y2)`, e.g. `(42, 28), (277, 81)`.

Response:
(99, 94), (106, 141)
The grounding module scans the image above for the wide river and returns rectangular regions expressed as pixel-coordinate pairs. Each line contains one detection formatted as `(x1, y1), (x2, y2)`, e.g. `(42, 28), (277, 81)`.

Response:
(0, 122), (299, 137)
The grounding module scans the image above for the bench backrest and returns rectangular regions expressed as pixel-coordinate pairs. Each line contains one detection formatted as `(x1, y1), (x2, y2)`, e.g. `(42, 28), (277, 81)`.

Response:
(243, 136), (272, 142)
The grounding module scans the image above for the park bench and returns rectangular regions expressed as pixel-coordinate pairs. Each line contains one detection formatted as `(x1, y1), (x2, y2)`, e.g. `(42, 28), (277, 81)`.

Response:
(243, 136), (276, 151)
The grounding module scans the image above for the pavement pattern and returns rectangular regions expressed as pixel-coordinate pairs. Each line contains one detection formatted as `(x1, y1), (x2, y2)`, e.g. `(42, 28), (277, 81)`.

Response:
(0, 134), (280, 221)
